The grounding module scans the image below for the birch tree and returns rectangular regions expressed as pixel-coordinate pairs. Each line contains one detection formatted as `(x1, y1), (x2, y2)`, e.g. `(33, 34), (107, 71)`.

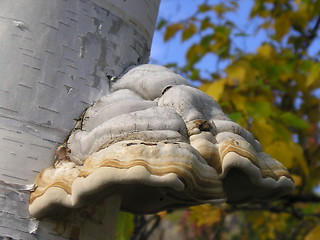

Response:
(0, 0), (160, 239)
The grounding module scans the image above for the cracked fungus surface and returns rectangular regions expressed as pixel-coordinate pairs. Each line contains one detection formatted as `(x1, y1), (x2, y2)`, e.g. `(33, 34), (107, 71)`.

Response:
(29, 64), (294, 218)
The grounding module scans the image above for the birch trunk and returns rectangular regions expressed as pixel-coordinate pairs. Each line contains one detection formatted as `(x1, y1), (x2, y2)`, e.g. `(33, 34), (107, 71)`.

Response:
(0, 0), (160, 239)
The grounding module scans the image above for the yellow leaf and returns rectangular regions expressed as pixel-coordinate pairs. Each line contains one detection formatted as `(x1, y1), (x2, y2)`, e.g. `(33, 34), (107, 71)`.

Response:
(305, 225), (320, 240)
(115, 212), (134, 240)
(252, 120), (277, 146)
(200, 79), (225, 101)
(186, 44), (204, 63)
(265, 141), (294, 168)
(225, 61), (258, 85)
(257, 44), (275, 58)
(306, 63), (320, 87)
(226, 64), (246, 83)
(289, 141), (309, 177)
(291, 174), (302, 187)
(189, 204), (221, 226)
(265, 140), (309, 175)
(230, 93), (247, 113)
(259, 21), (273, 30)
(164, 23), (184, 41)
(182, 23), (197, 41)
(274, 14), (291, 40)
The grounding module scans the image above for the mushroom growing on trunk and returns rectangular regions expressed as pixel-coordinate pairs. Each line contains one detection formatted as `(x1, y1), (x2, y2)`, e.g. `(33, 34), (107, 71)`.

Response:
(29, 64), (294, 221)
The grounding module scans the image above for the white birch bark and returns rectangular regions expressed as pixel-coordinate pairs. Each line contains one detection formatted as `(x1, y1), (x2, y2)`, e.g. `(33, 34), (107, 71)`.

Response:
(0, 0), (160, 239)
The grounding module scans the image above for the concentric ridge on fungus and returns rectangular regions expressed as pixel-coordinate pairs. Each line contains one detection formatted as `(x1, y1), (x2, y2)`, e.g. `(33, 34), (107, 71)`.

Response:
(29, 64), (294, 218)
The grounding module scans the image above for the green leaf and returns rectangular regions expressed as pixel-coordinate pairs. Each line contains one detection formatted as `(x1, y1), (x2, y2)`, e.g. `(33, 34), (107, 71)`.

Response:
(190, 68), (200, 80)
(115, 212), (134, 240)
(186, 44), (204, 65)
(164, 23), (184, 41)
(156, 19), (167, 30)
(299, 60), (313, 71)
(280, 112), (310, 130)
(266, 65), (281, 81)
(181, 23), (197, 41)
(215, 45), (229, 57)
(270, 121), (291, 141)
(247, 100), (272, 119)
(200, 17), (214, 30)
(214, 25), (231, 35)
(200, 34), (213, 48)
(198, 4), (211, 12)
(274, 13), (291, 41)
(228, 112), (243, 122)
(164, 63), (178, 69)
(211, 3), (235, 16)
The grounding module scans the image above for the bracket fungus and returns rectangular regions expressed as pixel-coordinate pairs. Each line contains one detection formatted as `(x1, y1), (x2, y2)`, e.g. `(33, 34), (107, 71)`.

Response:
(29, 64), (294, 219)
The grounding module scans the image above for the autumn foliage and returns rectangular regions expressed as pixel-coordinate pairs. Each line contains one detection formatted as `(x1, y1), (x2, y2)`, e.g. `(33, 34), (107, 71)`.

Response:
(147, 0), (319, 239)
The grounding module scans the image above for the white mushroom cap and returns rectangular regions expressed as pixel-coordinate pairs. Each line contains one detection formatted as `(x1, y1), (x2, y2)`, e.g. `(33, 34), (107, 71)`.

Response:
(111, 64), (189, 100)
(29, 64), (294, 218)
(157, 84), (294, 202)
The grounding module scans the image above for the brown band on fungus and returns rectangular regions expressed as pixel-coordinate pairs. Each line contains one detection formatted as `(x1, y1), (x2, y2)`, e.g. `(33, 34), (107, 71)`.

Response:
(219, 139), (260, 169)
(29, 139), (226, 218)
(30, 181), (72, 204)
(83, 159), (224, 197)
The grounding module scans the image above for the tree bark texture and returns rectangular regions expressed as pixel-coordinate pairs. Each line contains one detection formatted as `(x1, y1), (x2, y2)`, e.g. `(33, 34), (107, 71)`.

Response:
(0, 0), (160, 239)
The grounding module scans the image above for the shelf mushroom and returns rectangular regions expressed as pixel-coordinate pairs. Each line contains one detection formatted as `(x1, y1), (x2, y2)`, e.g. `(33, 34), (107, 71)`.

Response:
(29, 64), (294, 219)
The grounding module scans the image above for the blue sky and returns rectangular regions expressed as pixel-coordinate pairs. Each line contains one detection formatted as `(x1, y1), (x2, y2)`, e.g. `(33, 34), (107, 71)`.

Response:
(150, 0), (268, 73)
(150, 0), (320, 74)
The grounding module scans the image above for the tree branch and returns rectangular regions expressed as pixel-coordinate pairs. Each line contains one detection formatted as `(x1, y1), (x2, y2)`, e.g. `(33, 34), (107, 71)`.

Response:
(224, 194), (320, 219)
(284, 194), (320, 204)
(303, 15), (320, 50)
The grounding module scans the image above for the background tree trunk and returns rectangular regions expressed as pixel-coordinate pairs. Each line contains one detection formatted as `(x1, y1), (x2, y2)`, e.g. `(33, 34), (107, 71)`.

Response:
(0, 0), (160, 239)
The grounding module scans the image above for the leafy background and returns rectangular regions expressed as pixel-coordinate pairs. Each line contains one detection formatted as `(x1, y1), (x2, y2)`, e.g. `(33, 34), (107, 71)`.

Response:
(116, 0), (320, 239)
